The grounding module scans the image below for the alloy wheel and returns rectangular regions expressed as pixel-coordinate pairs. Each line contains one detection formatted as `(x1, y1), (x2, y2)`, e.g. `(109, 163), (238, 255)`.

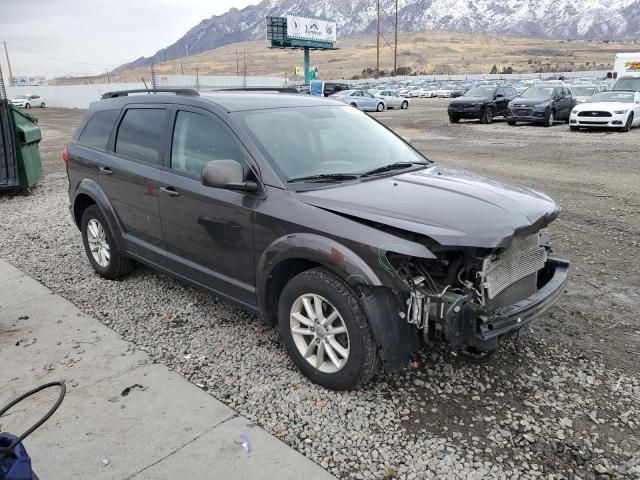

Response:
(290, 293), (350, 373)
(86, 218), (110, 267)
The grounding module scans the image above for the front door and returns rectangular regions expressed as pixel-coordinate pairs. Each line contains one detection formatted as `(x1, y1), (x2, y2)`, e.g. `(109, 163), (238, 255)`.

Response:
(100, 106), (168, 262)
(157, 107), (257, 306)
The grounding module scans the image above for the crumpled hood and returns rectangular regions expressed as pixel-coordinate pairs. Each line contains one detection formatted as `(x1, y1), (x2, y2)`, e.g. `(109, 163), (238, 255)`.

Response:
(298, 165), (560, 249)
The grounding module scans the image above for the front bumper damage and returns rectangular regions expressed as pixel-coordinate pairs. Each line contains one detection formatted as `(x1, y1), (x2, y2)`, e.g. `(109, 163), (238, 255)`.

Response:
(407, 256), (569, 352)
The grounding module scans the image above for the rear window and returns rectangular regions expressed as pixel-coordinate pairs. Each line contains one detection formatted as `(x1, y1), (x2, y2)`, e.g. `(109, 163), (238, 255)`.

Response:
(115, 108), (167, 164)
(78, 109), (120, 150)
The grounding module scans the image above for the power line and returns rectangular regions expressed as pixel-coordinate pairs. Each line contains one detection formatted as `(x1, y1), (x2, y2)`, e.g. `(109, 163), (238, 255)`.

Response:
(5, 41), (120, 68)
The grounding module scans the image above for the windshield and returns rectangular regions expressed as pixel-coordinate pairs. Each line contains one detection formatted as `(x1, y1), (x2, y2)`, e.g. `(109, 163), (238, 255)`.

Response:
(591, 92), (635, 103)
(235, 106), (428, 183)
(521, 87), (554, 98)
(15, 95), (28, 99)
(465, 86), (496, 97)
(571, 86), (596, 96)
(613, 77), (640, 92)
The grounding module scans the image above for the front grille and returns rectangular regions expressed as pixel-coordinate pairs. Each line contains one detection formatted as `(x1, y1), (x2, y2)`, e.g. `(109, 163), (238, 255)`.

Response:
(481, 234), (547, 302)
(451, 102), (474, 108)
(578, 120), (609, 125)
(487, 273), (538, 309)
(514, 109), (533, 117)
(578, 111), (612, 117)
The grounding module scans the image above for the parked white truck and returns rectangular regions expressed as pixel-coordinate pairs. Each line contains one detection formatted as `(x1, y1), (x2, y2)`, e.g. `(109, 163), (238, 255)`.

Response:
(609, 52), (640, 92)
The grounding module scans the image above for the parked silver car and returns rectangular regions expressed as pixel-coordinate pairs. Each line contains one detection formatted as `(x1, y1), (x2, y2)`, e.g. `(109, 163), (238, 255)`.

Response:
(374, 90), (409, 109)
(330, 90), (386, 112)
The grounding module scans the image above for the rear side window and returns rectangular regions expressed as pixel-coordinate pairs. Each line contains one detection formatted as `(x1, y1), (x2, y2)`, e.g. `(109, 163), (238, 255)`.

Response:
(115, 108), (167, 164)
(78, 109), (120, 150)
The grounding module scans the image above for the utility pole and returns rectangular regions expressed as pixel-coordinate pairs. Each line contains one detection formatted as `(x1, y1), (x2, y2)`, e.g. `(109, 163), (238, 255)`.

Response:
(3, 41), (14, 86)
(236, 48), (239, 74)
(394, 0), (398, 76)
(376, 0), (380, 79)
(106, 67), (110, 84)
(185, 44), (189, 57)
(243, 48), (247, 87)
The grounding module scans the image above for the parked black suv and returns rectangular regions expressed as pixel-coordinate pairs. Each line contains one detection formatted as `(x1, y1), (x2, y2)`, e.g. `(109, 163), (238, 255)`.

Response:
(65, 88), (569, 390)
(448, 85), (517, 124)
(507, 85), (575, 126)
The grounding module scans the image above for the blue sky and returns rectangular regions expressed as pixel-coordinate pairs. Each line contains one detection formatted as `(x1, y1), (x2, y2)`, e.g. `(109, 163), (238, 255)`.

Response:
(0, 0), (256, 77)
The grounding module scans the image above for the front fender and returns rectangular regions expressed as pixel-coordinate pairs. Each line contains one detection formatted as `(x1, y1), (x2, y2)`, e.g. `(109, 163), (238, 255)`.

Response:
(72, 178), (125, 251)
(256, 233), (384, 303)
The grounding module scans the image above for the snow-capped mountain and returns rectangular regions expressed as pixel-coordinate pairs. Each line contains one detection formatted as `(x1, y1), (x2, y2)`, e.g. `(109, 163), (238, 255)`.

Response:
(115, 0), (640, 72)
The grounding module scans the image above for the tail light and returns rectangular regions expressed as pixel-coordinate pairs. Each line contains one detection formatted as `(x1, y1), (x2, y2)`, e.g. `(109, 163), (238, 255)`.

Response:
(62, 147), (69, 163)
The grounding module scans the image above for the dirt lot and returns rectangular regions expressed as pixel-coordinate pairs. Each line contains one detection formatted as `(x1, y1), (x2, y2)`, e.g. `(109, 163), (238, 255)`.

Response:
(1, 102), (638, 479)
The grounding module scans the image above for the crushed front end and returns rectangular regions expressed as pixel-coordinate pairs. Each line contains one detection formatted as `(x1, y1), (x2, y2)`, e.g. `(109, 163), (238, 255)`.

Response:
(388, 231), (569, 358)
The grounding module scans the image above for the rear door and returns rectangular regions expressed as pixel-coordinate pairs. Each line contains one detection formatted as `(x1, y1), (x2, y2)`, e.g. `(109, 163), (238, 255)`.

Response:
(156, 106), (257, 306)
(100, 105), (169, 262)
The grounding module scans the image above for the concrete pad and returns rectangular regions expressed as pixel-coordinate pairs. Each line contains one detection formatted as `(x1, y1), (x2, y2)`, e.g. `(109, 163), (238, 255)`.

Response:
(0, 272), (52, 309)
(132, 416), (333, 480)
(0, 259), (336, 480)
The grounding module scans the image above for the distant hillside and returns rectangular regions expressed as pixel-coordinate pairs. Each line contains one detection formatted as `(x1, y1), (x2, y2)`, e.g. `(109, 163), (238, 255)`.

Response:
(113, 0), (640, 73)
(81, 30), (635, 87)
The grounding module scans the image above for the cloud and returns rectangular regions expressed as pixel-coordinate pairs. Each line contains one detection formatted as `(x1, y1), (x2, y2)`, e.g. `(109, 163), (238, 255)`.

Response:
(0, 0), (256, 77)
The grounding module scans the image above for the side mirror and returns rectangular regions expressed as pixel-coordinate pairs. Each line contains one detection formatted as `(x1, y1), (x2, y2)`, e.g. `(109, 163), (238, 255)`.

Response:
(202, 160), (258, 192)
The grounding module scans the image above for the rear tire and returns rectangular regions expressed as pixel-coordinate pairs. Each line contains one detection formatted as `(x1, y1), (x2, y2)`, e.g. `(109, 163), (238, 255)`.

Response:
(480, 107), (494, 124)
(508, 120), (516, 126)
(277, 268), (379, 390)
(570, 126), (579, 131)
(544, 110), (555, 127)
(376, 102), (384, 112)
(350, 102), (357, 108)
(81, 205), (132, 280)
(449, 115), (460, 123)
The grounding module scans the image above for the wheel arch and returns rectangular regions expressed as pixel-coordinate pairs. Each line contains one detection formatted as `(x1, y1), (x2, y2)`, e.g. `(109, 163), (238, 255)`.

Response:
(72, 178), (126, 250)
(257, 234), (386, 322)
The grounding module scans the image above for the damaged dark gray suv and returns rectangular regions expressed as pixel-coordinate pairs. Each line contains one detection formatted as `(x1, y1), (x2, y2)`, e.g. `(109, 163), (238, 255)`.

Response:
(65, 88), (569, 390)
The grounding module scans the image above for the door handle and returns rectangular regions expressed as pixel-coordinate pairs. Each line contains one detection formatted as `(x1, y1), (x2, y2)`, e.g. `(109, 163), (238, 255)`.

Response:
(160, 186), (180, 197)
(99, 166), (113, 175)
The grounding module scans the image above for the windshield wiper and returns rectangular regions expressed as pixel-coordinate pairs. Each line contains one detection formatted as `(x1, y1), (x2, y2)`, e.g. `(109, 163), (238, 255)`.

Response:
(362, 162), (427, 176)
(287, 173), (360, 183)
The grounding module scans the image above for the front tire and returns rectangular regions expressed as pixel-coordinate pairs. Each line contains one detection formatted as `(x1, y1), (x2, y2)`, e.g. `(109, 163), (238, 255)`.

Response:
(81, 205), (132, 279)
(25, 103), (31, 109)
(449, 115), (460, 123)
(544, 110), (555, 127)
(278, 268), (379, 390)
(401, 101), (408, 109)
(376, 102), (384, 112)
(622, 113), (633, 132)
(41, 102), (46, 108)
(480, 107), (494, 124)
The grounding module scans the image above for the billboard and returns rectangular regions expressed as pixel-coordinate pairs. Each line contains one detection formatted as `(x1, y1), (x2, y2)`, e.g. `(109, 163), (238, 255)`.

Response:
(286, 15), (336, 43)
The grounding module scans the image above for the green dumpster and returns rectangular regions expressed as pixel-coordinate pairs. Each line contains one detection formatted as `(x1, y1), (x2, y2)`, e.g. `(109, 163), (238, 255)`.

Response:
(11, 107), (43, 188)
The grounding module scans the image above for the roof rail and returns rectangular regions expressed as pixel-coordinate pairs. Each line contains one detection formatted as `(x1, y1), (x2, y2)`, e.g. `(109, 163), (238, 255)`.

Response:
(100, 88), (200, 99)
(215, 87), (300, 94)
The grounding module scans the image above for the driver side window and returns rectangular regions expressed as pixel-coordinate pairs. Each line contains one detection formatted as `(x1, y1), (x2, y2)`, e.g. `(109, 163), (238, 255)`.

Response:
(171, 111), (245, 178)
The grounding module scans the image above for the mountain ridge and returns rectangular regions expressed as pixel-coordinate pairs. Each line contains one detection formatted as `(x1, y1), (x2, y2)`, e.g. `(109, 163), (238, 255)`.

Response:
(114, 0), (640, 73)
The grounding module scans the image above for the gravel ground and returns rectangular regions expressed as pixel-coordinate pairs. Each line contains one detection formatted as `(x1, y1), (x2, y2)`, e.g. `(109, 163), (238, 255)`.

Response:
(1, 103), (639, 479)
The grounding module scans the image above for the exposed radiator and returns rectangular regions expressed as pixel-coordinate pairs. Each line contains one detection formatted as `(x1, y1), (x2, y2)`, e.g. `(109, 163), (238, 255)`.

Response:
(481, 234), (547, 301)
